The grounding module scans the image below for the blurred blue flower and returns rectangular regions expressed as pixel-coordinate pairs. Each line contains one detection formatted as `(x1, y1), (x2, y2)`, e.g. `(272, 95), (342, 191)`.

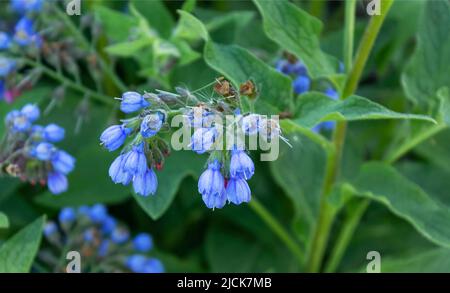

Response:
(126, 255), (147, 273)
(133, 233), (153, 252)
(111, 227), (129, 244)
(142, 258), (164, 273)
(58, 207), (76, 224)
(51, 150), (75, 174)
(47, 172), (68, 194)
(0, 57), (16, 77)
(34, 142), (54, 160)
(89, 204), (107, 223)
(101, 216), (117, 235)
(119, 91), (149, 113)
(293, 75), (311, 94)
(43, 124), (65, 142)
(43, 221), (57, 237)
(0, 32), (11, 50)
(21, 104), (40, 122)
(11, 0), (43, 14)
(14, 17), (38, 47)
(100, 124), (131, 152)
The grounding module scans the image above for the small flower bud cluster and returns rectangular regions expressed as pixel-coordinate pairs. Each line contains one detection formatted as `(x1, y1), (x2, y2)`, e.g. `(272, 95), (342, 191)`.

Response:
(100, 92), (168, 196)
(41, 204), (164, 273)
(0, 104), (75, 194)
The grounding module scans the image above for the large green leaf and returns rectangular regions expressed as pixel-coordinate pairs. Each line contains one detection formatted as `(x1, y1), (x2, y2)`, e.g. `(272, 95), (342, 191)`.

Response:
(0, 216), (45, 272)
(204, 41), (293, 112)
(294, 93), (436, 128)
(130, 0), (174, 38)
(94, 6), (138, 42)
(401, 0), (450, 110)
(133, 150), (205, 220)
(380, 248), (450, 273)
(346, 162), (450, 248)
(0, 212), (9, 229)
(34, 145), (130, 208)
(173, 10), (209, 42)
(253, 0), (339, 78)
(415, 128), (450, 173)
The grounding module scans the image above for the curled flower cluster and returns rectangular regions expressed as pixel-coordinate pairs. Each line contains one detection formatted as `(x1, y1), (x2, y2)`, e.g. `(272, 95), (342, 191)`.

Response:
(0, 104), (75, 194)
(41, 204), (164, 273)
(100, 78), (285, 209)
(100, 92), (169, 196)
(0, 0), (44, 102)
(276, 55), (340, 132)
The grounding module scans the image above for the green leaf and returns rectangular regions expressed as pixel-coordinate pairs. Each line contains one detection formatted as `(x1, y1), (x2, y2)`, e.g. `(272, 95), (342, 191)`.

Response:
(0, 212), (9, 229)
(346, 162), (450, 248)
(181, 0), (196, 13)
(294, 93), (436, 128)
(401, 0), (450, 110)
(253, 0), (339, 78)
(173, 10), (209, 42)
(130, 0), (174, 38)
(204, 41), (293, 112)
(0, 216), (45, 272)
(133, 151), (204, 220)
(34, 145), (130, 208)
(415, 128), (450, 173)
(380, 248), (450, 273)
(104, 38), (152, 57)
(94, 6), (138, 42)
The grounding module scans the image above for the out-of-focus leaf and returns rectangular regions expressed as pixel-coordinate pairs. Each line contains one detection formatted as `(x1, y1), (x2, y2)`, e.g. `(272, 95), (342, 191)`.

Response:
(346, 162), (450, 248)
(0, 216), (45, 272)
(130, 0), (174, 38)
(379, 248), (450, 272)
(173, 10), (209, 42)
(133, 151), (205, 220)
(204, 41), (293, 112)
(0, 178), (20, 204)
(253, 0), (339, 79)
(104, 38), (151, 57)
(181, 0), (196, 13)
(0, 212), (8, 229)
(34, 145), (130, 208)
(94, 6), (137, 42)
(294, 93), (436, 128)
(415, 128), (450, 173)
(402, 0), (450, 111)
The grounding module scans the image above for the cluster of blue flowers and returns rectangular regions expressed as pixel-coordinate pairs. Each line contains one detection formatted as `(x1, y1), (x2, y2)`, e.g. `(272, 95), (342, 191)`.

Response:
(42, 204), (164, 273)
(1, 104), (75, 194)
(0, 0), (44, 102)
(276, 57), (340, 132)
(100, 92), (168, 197)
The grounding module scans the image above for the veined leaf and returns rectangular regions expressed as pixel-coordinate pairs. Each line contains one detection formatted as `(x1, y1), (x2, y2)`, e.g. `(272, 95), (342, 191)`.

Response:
(133, 151), (205, 220)
(0, 216), (45, 273)
(401, 0), (450, 111)
(130, 0), (174, 38)
(380, 248), (450, 273)
(204, 41), (293, 112)
(173, 10), (209, 42)
(346, 162), (450, 248)
(253, 0), (339, 78)
(294, 93), (436, 128)
(0, 212), (9, 229)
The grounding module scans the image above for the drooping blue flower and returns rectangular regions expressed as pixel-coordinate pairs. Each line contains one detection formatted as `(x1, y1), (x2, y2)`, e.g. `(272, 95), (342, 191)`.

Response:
(43, 221), (57, 237)
(190, 127), (217, 154)
(109, 154), (132, 185)
(119, 92), (150, 113)
(133, 233), (153, 252)
(0, 57), (16, 77)
(133, 168), (158, 196)
(275, 59), (290, 74)
(47, 172), (68, 194)
(13, 17), (37, 47)
(198, 160), (227, 209)
(226, 177), (251, 205)
(43, 123), (65, 142)
(229, 149), (254, 180)
(100, 124), (131, 152)
(241, 114), (260, 135)
(58, 207), (76, 224)
(5, 109), (20, 124)
(122, 143), (147, 176)
(11, 0), (43, 14)
(0, 32), (11, 50)
(11, 112), (31, 132)
(89, 204), (107, 223)
(293, 75), (311, 94)
(111, 227), (130, 244)
(51, 150), (75, 174)
(34, 142), (55, 160)
(21, 104), (40, 122)
(140, 112), (164, 138)
(290, 61), (308, 76)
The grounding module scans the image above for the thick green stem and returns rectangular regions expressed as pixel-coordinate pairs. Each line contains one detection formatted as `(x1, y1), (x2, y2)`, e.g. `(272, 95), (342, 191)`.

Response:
(343, 0), (357, 72)
(305, 0), (394, 272)
(249, 198), (305, 265)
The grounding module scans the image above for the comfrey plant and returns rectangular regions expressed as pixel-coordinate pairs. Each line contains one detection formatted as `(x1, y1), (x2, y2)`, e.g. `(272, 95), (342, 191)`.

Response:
(100, 78), (286, 209)
(0, 104), (75, 194)
(39, 204), (164, 273)
(276, 54), (340, 132)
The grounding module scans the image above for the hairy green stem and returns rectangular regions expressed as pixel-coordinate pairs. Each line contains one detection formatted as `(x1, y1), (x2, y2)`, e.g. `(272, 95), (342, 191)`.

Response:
(249, 198), (305, 265)
(23, 58), (115, 106)
(306, 0), (394, 273)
